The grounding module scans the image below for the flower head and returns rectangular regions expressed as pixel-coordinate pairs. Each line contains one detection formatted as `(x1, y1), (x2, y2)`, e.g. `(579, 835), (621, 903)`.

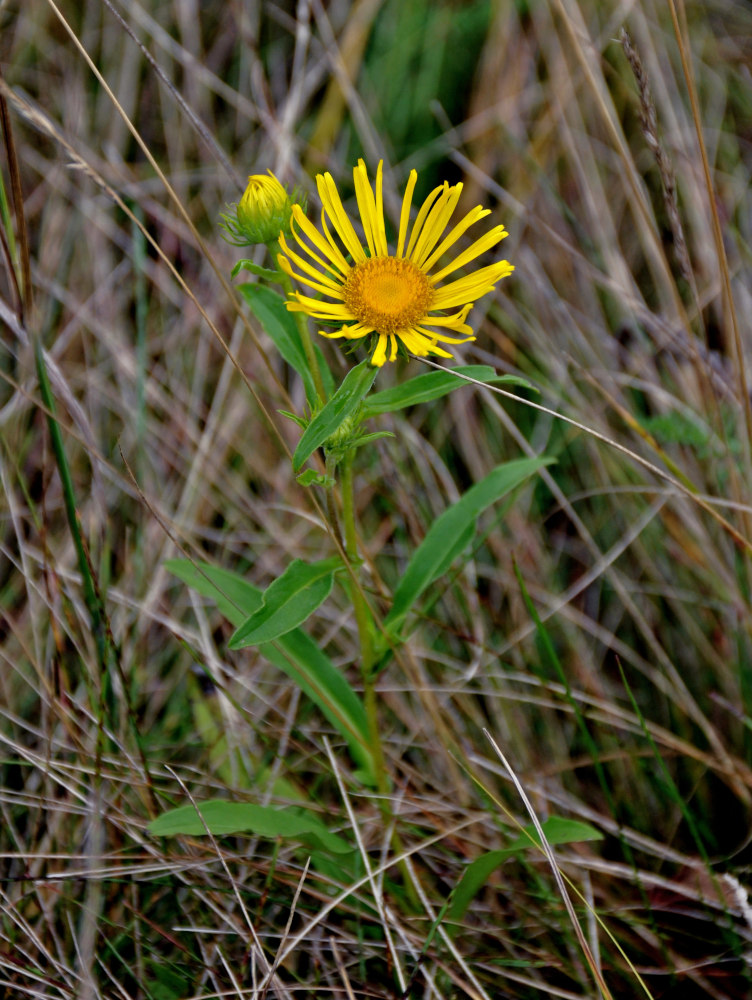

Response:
(220, 171), (298, 246)
(277, 160), (513, 366)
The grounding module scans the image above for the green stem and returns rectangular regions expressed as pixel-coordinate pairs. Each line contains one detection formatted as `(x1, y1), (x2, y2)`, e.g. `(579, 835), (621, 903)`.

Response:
(340, 451), (419, 910)
(341, 454), (370, 647)
(269, 240), (327, 404)
(325, 451), (343, 542)
(341, 454), (380, 765)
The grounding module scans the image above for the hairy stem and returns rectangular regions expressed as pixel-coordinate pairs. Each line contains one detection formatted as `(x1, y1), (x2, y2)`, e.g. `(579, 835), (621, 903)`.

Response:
(340, 451), (419, 910)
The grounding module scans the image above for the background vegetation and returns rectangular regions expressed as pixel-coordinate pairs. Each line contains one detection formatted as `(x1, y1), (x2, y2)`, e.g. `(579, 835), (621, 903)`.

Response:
(1, 0), (752, 997)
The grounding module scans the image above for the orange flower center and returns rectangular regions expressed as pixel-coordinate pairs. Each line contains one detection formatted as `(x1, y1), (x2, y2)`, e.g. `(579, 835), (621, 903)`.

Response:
(342, 256), (433, 334)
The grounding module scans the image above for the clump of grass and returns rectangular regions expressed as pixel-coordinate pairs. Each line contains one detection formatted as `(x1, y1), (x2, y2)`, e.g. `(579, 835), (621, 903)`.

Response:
(1, 1), (752, 998)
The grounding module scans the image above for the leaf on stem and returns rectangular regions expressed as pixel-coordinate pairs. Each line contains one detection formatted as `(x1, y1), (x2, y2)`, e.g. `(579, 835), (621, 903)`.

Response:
(231, 259), (280, 281)
(165, 559), (374, 780)
(384, 456), (552, 633)
(293, 359), (378, 471)
(228, 557), (341, 648)
(361, 366), (534, 417)
(448, 817), (603, 922)
(148, 800), (353, 855)
(237, 283), (334, 403)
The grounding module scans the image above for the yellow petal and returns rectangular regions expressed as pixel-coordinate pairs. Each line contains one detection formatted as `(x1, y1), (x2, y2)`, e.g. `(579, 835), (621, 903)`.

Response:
(371, 334), (388, 366)
(317, 172), (366, 263)
(396, 169), (417, 258)
(398, 327), (435, 354)
(420, 206), (490, 274)
(429, 227), (509, 284)
(373, 161), (388, 257)
(405, 182), (446, 260)
(416, 325), (474, 345)
(320, 322), (374, 340)
(287, 293), (354, 320)
(277, 241), (344, 295)
(411, 183), (463, 267)
(354, 159), (379, 258)
(431, 261), (513, 309)
(289, 205), (350, 277)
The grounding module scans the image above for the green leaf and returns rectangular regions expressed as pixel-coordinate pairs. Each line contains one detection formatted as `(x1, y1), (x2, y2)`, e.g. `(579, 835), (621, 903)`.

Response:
(361, 366), (533, 418)
(640, 412), (710, 449)
(165, 559), (374, 780)
(348, 430), (395, 448)
(237, 284), (334, 403)
(231, 259), (280, 281)
(503, 815), (603, 853)
(279, 409), (308, 429)
(293, 360), (378, 471)
(260, 628), (374, 779)
(297, 468), (336, 488)
(148, 800), (352, 855)
(384, 457), (552, 633)
(449, 817), (603, 922)
(165, 558), (261, 627)
(147, 962), (191, 1000)
(229, 557), (341, 648)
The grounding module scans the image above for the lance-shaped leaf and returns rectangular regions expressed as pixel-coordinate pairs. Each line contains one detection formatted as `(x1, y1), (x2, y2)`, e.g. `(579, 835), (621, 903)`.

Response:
(228, 557), (340, 648)
(238, 283), (334, 403)
(148, 800), (353, 855)
(361, 366), (534, 417)
(165, 559), (374, 780)
(448, 817), (603, 922)
(165, 559), (262, 627)
(231, 260), (279, 281)
(293, 359), (378, 471)
(384, 456), (552, 633)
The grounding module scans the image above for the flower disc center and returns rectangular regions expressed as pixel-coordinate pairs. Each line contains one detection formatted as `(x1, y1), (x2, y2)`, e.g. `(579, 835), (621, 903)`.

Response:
(343, 256), (433, 334)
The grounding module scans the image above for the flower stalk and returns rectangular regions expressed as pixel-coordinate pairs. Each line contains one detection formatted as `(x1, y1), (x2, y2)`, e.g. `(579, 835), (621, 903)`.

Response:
(340, 449), (419, 909)
(340, 452), (384, 782)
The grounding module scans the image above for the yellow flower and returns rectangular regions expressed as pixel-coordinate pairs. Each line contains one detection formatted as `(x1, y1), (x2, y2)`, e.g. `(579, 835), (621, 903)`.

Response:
(221, 171), (296, 246)
(277, 160), (514, 366)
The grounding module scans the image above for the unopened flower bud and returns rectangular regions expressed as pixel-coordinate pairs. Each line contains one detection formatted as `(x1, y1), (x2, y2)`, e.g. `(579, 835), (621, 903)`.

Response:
(220, 171), (300, 247)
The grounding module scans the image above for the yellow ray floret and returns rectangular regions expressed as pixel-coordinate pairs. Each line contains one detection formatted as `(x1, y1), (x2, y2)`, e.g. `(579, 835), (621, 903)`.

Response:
(277, 159), (514, 367)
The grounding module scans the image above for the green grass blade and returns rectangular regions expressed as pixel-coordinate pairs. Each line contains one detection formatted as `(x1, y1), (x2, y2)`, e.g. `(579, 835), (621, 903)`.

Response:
(32, 336), (117, 705)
